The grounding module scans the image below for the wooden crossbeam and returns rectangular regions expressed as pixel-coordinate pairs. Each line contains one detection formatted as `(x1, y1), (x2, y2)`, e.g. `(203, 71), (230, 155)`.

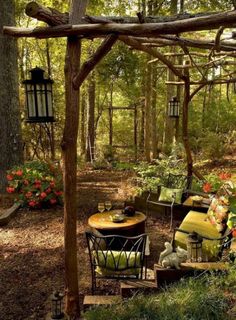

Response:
(4, 10), (236, 39)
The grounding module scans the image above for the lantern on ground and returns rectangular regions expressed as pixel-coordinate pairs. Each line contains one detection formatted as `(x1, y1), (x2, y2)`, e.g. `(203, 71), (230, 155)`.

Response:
(186, 232), (203, 262)
(168, 96), (180, 118)
(23, 67), (54, 123)
(50, 291), (64, 319)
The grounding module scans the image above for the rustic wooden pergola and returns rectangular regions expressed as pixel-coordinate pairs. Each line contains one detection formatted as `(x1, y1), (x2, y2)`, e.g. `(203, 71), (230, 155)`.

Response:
(4, 1), (236, 318)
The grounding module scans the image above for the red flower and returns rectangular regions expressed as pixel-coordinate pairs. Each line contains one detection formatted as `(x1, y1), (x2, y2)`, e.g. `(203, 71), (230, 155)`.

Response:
(24, 179), (29, 186)
(219, 172), (231, 180)
(16, 170), (23, 176)
(203, 182), (212, 193)
(40, 192), (47, 199)
(55, 190), (63, 196)
(232, 229), (236, 238)
(25, 191), (32, 199)
(28, 200), (37, 207)
(50, 181), (55, 188)
(50, 198), (57, 205)
(34, 180), (41, 189)
(7, 174), (13, 181)
(45, 188), (51, 194)
(6, 186), (15, 193)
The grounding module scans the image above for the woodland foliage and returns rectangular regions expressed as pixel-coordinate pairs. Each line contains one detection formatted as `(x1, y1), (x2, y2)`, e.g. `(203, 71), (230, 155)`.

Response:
(14, 0), (236, 164)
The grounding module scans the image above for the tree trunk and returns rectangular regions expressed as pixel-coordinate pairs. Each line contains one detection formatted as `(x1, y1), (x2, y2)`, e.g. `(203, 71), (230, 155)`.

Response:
(151, 52), (158, 159)
(86, 73), (96, 162)
(144, 59), (151, 162)
(62, 1), (88, 318)
(80, 92), (86, 156)
(0, 0), (23, 192)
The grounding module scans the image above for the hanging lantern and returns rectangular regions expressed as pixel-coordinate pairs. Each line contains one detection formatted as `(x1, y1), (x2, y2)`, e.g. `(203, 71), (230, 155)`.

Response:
(186, 232), (203, 262)
(23, 67), (54, 123)
(168, 96), (180, 118)
(50, 291), (64, 319)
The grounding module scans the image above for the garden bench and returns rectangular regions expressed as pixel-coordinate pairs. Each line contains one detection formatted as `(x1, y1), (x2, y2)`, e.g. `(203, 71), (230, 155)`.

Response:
(146, 173), (192, 229)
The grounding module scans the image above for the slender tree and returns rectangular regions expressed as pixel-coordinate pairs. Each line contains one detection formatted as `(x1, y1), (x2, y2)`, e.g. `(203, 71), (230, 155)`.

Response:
(0, 0), (23, 192)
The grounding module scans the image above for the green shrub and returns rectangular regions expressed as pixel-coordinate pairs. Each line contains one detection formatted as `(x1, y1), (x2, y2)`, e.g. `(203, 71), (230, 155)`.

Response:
(6, 161), (63, 208)
(200, 132), (225, 161)
(134, 155), (187, 194)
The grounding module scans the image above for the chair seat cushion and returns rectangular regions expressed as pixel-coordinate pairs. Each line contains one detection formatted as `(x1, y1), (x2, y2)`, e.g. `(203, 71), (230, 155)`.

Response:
(93, 250), (141, 276)
(158, 186), (183, 204)
(174, 211), (222, 261)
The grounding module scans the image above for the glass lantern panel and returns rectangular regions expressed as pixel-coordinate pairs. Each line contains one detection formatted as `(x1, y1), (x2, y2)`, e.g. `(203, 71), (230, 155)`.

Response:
(26, 84), (36, 117)
(36, 84), (46, 117)
(46, 83), (53, 117)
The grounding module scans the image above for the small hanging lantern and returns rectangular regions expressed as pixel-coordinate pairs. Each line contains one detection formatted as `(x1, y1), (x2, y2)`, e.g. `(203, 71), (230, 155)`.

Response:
(50, 291), (64, 319)
(23, 67), (54, 123)
(168, 96), (180, 118)
(186, 232), (203, 262)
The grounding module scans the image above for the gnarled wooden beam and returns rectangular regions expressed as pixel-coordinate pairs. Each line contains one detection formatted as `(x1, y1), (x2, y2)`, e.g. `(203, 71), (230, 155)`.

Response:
(4, 10), (236, 39)
(25, 1), (68, 26)
(73, 34), (118, 89)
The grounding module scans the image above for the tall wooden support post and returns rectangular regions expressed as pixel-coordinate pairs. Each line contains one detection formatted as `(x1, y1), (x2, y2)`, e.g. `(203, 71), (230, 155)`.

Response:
(61, 1), (88, 318)
(109, 82), (113, 147)
(182, 68), (193, 177)
(134, 104), (138, 161)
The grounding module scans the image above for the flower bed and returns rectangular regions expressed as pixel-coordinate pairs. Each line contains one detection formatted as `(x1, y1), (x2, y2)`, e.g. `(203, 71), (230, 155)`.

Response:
(6, 161), (63, 209)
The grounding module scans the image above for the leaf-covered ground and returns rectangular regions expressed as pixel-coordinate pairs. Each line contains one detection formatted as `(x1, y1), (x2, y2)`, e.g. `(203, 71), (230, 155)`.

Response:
(0, 169), (173, 320)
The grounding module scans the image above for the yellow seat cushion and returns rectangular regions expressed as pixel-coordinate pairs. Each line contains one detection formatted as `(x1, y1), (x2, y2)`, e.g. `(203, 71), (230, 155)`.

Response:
(175, 211), (221, 261)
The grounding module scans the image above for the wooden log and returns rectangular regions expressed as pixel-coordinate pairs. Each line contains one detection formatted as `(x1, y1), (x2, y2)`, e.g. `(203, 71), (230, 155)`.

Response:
(73, 34), (118, 89)
(61, 1), (88, 318)
(25, 1), (68, 26)
(4, 10), (236, 39)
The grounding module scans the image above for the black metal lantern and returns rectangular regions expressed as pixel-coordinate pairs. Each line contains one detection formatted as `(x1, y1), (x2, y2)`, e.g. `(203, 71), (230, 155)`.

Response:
(23, 67), (54, 123)
(168, 96), (180, 118)
(50, 291), (64, 319)
(186, 232), (203, 262)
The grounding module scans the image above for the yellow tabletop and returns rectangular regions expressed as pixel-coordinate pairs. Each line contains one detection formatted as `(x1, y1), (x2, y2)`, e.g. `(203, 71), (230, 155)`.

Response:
(88, 210), (146, 230)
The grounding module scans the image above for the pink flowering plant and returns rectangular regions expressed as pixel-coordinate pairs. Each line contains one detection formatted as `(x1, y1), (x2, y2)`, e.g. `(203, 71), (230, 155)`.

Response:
(202, 171), (236, 234)
(6, 161), (63, 209)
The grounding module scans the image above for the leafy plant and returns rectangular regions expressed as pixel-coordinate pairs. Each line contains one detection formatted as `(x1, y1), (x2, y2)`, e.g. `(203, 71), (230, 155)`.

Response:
(134, 154), (187, 194)
(6, 161), (63, 208)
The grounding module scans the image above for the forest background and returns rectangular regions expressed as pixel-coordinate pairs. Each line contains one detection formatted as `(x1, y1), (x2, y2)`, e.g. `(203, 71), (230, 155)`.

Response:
(14, 0), (236, 167)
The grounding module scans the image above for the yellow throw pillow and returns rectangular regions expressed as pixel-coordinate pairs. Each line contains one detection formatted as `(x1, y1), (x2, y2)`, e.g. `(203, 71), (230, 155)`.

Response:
(158, 186), (183, 204)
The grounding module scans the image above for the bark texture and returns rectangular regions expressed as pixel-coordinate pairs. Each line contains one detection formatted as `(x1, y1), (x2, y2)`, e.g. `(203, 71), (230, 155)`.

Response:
(0, 0), (23, 192)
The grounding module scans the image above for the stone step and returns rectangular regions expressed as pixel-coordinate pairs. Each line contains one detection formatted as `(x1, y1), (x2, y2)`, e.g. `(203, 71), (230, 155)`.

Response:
(83, 295), (121, 311)
(120, 280), (158, 298)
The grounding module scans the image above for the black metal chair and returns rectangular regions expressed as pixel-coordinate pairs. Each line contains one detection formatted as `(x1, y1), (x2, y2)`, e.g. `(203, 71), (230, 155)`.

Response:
(85, 231), (147, 294)
(146, 173), (192, 230)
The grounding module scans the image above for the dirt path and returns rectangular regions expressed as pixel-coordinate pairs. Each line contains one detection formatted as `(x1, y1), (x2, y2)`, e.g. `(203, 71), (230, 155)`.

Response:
(0, 169), (170, 320)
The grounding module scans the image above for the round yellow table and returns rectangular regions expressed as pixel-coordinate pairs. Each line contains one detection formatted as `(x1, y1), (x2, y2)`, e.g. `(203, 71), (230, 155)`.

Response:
(88, 210), (146, 236)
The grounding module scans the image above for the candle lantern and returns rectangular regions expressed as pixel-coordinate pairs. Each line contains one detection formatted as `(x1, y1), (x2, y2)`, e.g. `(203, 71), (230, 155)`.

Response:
(186, 232), (203, 262)
(50, 291), (64, 320)
(168, 96), (180, 118)
(23, 67), (54, 123)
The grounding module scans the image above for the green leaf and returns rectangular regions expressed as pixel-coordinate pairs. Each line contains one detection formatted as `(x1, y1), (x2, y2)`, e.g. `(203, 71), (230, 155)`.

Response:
(229, 196), (236, 213)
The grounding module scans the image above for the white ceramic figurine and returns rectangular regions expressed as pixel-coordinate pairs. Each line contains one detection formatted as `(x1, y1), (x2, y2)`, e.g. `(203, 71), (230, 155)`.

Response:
(158, 242), (187, 269)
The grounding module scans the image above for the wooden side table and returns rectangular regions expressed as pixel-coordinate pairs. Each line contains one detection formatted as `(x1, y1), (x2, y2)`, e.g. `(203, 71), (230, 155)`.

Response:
(182, 196), (210, 212)
(88, 210), (146, 236)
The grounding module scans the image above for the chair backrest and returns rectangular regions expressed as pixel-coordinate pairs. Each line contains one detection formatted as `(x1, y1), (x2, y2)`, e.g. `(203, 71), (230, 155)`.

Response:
(86, 232), (147, 278)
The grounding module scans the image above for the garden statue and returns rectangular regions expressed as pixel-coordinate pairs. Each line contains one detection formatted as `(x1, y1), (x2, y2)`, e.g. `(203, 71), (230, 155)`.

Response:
(159, 242), (187, 269)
